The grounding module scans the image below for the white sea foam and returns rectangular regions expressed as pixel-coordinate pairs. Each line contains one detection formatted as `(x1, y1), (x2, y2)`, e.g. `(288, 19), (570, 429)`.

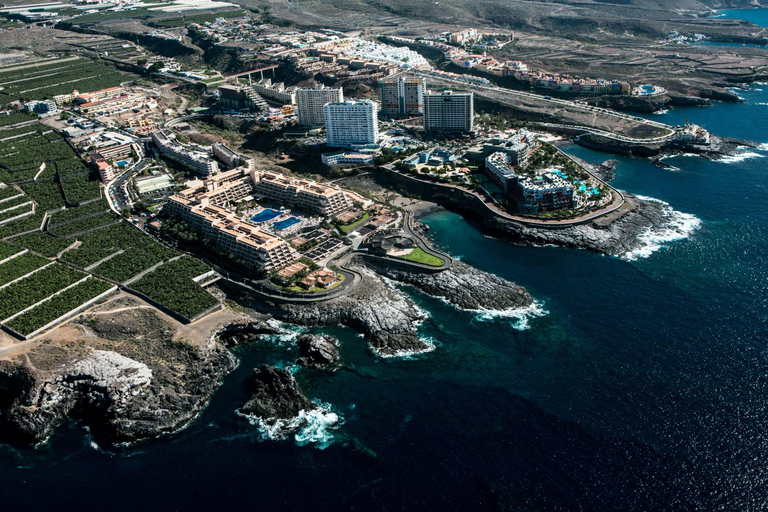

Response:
(374, 271), (431, 323)
(469, 300), (548, 331)
(757, 142), (768, 151)
(238, 400), (342, 450)
(261, 319), (307, 347)
(718, 151), (764, 164)
(266, 318), (307, 334)
(659, 153), (697, 160)
(622, 196), (701, 261)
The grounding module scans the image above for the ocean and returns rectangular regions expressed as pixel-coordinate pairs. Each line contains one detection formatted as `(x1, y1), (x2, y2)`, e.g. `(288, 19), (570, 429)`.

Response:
(4, 43), (768, 512)
(715, 8), (768, 27)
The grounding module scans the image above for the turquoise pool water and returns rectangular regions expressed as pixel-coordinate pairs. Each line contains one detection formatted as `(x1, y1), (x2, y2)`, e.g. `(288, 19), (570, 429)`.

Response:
(273, 217), (300, 230)
(251, 209), (281, 223)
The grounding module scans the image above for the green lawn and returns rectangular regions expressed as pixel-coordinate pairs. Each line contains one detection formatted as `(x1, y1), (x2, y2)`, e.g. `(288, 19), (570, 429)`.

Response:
(338, 212), (369, 234)
(399, 247), (444, 267)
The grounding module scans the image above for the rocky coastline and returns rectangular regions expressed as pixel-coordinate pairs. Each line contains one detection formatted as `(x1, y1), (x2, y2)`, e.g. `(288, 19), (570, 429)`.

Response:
(575, 133), (759, 159)
(363, 260), (533, 312)
(0, 308), (238, 446)
(484, 194), (692, 258)
(238, 265), (433, 357)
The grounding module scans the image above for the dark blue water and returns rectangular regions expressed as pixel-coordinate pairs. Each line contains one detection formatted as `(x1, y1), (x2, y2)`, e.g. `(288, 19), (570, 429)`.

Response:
(3, 93), (768, 510)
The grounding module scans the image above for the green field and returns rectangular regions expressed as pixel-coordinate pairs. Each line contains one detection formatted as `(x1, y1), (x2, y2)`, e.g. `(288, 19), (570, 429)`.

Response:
(399, 247), (445, 267)
(5, 277), (113, 336)
(131, 257), (218, 319)
(0, 58), (130, 105)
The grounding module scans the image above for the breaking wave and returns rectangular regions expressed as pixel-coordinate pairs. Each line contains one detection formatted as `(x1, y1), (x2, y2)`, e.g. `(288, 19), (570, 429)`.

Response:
(469, 300), (548, 331)
(623, 196), (701, 261)
(718, 151), (764, 164)
(261, 319), (307, 347)
(238, 400), (342, 450)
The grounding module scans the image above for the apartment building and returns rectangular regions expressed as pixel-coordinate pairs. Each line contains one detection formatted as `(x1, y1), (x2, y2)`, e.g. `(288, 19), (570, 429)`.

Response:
(483, 129), (536, 169)
(485, 152), (575, 213)
(75, 86), (124, 104)
(484, 151), (518, 193)
(211, 143), (255, 170)
(295, 85), (343, 127)
(96, 143), (133, 161)
(515, 171), (575, 213)
(179, 169), (256, 208)
(321, 151), (376, 166)
(217, 84), (268, 111)
(250, 78), (297, 105)
(23, 100), (57, 115)
(89, 152), (115, 183)
(380, 76), (426, 116)
(166, 196), (298, 271)
(423, 90), (473, 133)
(323, 100), (379, 148)
(252, 171), (352, 216)
(151, 130), (219, 177)
(449, 28), (479, 45)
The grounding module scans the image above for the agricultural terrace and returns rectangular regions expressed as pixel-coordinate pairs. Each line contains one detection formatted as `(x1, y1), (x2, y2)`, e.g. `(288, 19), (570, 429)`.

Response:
(0, 57), (129, 106)
(0, 189), (35, 224)
(5, 278), (114, 337)
(0, 240), (23, 260)
(0, 262), (96, 334)
(0, 192), (217, 328)
(0, 123), (102, 211)
(130, 257), (218, 320)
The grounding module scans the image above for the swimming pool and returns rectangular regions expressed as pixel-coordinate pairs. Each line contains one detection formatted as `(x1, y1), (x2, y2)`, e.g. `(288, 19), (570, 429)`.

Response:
(272, 217), (301, 230)
(116, 160), (129, 167)
(251, 209), (281, 223)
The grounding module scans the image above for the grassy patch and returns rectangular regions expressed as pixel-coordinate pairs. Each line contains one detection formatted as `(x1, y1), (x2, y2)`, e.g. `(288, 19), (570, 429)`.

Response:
(399, 247), (444, 267)
(337, 211), (369, 234)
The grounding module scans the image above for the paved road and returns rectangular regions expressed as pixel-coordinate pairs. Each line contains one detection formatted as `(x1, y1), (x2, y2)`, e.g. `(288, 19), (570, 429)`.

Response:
(106, 157), (153, 214)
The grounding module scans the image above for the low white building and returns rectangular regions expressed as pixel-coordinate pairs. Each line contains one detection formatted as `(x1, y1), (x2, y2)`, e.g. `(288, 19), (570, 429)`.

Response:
(321, 151), (376, 166)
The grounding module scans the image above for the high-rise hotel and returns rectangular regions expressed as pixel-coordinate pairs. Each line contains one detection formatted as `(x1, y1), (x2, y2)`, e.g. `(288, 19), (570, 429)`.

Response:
(380, 76), (426, 116)
(295, 85), (344, 127)
(323, 100), (380, 148)
(423, 90), (474, 133)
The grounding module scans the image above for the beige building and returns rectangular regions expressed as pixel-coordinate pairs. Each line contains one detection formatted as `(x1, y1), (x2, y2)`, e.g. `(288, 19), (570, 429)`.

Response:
(252, 171), (352, 215)
(166, 196), (298, 271)
(295, 85), (344, 127)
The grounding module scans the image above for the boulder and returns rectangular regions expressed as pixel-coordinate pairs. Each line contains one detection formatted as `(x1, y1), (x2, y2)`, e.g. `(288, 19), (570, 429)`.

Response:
(297, 334), (340, 366)
(241, 365), (317, 420)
